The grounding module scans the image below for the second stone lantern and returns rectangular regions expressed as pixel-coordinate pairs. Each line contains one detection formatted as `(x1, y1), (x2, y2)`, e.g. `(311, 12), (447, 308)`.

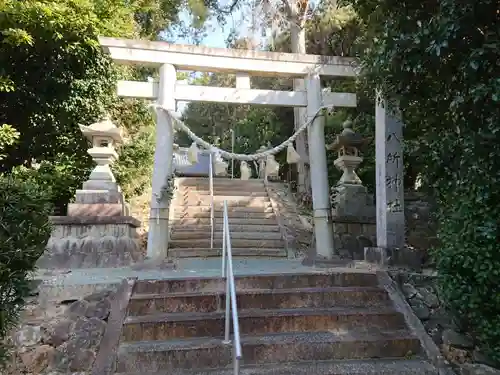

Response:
(327, 120), (375, 220)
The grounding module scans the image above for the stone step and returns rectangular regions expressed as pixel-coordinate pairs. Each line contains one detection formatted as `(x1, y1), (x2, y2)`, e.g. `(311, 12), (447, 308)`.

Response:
(173, 218), (278, 226)
(169, 231), (282, 241)
(207, 184), (265, 189)
(171, 224), (280, 233)
(114, 358), (438, 375)
(133, 273), (379, 294)
(174, 212), (275, 220)
(177, 206), (274, 215)
(180, 194), (270, 201)
(173, 213), (277, 224)
(120, 307), (406, 342)
(183, 191), (269, 197)
(116, 330), (421, 372)
(179, 177), (266, 186)
(127, 287), (391, 316)
(168, 247), (287, 258)
(169, 238), (284, 249)
(180, 184), (266, 191)
(183, 190), (268, 197)
(179, 199), (271, 208)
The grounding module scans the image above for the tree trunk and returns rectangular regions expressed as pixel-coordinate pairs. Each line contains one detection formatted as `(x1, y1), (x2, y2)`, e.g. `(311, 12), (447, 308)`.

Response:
(290, 19), (311, 195)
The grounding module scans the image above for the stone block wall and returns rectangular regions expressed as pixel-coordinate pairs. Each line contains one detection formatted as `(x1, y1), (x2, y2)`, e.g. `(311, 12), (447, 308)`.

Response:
(405, 192), (438, 260)
(333, 219), (376, 260)
(333, 191), (437, 262)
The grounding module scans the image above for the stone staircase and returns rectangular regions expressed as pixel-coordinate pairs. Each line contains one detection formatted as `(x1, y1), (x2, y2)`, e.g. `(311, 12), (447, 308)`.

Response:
(169, 177), (287, 258)
(114, 272), (438, 374)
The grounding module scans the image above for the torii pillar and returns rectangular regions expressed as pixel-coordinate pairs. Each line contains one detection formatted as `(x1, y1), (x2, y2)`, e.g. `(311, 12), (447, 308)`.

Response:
(147, 64), (176, 260)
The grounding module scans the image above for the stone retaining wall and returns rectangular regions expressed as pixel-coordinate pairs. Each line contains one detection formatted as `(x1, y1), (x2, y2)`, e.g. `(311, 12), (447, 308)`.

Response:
(332, 191), (437, 264)
(5, 289), (116, 375)
(265, 182), (314, 258)
(332, 220), (376, 260)
(265, 184), (438, 264)
(391, 270), (499, 374)
(404, 192), (438, 263)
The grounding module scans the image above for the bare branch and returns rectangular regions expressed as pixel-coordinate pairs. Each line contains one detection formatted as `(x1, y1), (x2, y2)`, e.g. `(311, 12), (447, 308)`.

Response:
(279, 0), (295, 20)
(212, 0), (243, 15)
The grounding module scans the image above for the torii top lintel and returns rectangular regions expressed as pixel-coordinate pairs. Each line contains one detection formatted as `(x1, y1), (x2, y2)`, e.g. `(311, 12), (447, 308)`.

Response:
(99, 37), (356, 78)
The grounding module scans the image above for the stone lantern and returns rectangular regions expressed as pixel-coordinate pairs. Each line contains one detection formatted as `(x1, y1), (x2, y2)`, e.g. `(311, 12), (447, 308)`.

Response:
(66, 116), (130, 217)
(327, 120), (374, 221)
(38, 115), (144, 273)
(79, 116), (123, 192)
(257, 145), (267, 179)
(328, 120), (369, 186)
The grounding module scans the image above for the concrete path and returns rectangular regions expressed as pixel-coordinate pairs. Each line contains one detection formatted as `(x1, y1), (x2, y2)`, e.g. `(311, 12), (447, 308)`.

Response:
(33, 258), (374, 301)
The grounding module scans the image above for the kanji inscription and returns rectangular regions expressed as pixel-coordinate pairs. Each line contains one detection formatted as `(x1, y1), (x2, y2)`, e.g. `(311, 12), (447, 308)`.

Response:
(375, 96), (405, 249)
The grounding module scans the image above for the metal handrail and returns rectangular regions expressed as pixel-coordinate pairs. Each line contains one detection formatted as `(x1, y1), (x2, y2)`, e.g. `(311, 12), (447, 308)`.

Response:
(209, 152), (214, 251)
(221, 200), (242, 374)
(230, 129), (235, 179)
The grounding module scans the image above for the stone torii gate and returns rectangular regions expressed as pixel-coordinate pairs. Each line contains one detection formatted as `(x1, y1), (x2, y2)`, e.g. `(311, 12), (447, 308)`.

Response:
(98, 37), (405, 265)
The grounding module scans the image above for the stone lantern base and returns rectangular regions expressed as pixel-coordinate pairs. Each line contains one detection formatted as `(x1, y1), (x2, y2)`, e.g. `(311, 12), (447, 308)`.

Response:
(331, 183), (376, 261)
(67, 188), (130, 217)
(37, 215), (143, 269)
(38, 186), (143, 269)
(332, 183), (375, 221)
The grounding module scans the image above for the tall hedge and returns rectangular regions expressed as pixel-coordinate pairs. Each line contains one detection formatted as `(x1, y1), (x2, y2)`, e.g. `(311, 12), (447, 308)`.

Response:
(0, 175), (53, 364)
(349, 0), (500, 362)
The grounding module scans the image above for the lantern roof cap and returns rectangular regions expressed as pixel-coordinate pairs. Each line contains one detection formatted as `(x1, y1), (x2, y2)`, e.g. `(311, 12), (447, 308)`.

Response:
(327, 120), (371, 151)
(79, 116), (123, 143)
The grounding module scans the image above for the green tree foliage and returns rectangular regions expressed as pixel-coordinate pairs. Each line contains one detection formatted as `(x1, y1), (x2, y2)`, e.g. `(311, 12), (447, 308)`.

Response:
(303, 3), (374, 190)
(0, 0), (193, 365)
(0, 0), (123, 211)
(0, 174), (53, 364)
(180, 7), (373, 194)
(111, 98), (156, 198)
(0, 124), (19, 161)
(0, 0), (196, 208)
(180, 70), (294, 178)
(348, 0), (500, 362)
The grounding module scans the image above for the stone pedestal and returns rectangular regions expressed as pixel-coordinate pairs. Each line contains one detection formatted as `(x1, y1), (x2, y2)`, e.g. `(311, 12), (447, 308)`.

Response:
(38, 216), (142, 269)
(331, 184), (376, 260)
(332, 184), (375, 221)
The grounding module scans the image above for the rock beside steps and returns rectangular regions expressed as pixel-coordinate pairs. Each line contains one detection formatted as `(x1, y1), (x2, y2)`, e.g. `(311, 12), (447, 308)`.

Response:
(113, 272), (439, 375)
(169, 177), (287, 258)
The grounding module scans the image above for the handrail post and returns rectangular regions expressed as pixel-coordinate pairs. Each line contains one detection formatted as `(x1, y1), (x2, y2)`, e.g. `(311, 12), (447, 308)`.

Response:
(230, 129), (235, 179)
(209, 152), (214, 251)
(221, 200), (242, 375)
(223, 261), (231, 344)
(234, 356), (240, 375)
(223, 201), (230, 343)
(222, 204), (226, 278)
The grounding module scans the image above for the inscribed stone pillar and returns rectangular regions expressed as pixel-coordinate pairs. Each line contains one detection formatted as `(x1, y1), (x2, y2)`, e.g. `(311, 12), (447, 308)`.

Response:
(147, 64), (176, 260)
(375, 95), (405, 250)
